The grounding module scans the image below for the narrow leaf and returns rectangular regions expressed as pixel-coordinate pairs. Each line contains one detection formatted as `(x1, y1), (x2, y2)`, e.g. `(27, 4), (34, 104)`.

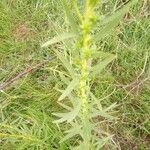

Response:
(57, 102), (72, 111)
(67, 94), (79, 108)
(53, 101), (80, 123)
(90, 108), (116, 120)
(61, 0), (79, 34)
(90, 92), (102, 111)
(90, 54), (116, 77)
(92, 51), (113, 59)
(55, 50), (75, 78)
(41, 33), (76, 48)
(60, 124), (82, 143)
(95, 136), (112, 150)
(94, 0), (138, 42)
(104, 103), (117, 112)
(59, 73), (70, 85)
(58, 78), (79, 101)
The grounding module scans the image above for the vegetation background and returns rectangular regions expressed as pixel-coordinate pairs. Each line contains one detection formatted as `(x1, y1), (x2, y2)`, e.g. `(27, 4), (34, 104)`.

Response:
(0, 0), (150, 149)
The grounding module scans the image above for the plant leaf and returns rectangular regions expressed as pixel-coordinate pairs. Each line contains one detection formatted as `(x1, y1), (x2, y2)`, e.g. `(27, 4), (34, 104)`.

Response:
(94, 0), (138, 42)
(57, 102), (72, 111)
(59, 72), (70, 84)
(55, 50), (75, 78)
(67, 93), (79, 108)
(60, 123), (82, 143)
(52, 100), (80, 123)
(90, 92), (102, 111)
(90, 108), (116, 120)
(95, 136), (112, 150)
(104, 103), (117, 112)
(61, 0), (79, 34)
(41, 33), (76, 48)
(90, 54), (116, 77)
(58, 78), (79, 101)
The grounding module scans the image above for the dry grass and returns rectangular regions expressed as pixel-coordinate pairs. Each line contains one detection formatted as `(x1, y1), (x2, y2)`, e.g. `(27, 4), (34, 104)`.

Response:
(13, 23), (32, 41)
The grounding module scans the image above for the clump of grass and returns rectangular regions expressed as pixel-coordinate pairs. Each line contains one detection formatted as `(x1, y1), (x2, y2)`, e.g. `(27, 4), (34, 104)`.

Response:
(0, 0), (68, 149)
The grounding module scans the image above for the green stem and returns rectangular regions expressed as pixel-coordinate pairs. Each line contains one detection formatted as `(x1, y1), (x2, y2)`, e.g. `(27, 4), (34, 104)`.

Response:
(80, 12), (90, 116)
(79, 1), (94, 149)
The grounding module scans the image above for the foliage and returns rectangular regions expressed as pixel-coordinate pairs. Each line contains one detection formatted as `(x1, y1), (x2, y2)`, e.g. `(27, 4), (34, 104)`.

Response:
(1, 0), (150, 149)
(41, 0), (138, 149)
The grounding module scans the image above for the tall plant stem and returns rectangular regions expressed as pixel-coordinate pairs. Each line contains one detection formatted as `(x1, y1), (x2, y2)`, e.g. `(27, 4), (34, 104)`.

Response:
(80, 1), (91, 116)
(79, 0), (95, 148)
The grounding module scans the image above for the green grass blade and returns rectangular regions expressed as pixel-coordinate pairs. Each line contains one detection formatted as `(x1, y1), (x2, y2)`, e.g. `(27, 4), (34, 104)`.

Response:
(41, 33), (76, 48)
(94, 0), (138, 42)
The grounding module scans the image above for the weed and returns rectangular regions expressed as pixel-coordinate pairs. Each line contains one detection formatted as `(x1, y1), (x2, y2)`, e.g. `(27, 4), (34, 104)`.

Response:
(42, 0), (138, 149)
(0, 0), (149, 149)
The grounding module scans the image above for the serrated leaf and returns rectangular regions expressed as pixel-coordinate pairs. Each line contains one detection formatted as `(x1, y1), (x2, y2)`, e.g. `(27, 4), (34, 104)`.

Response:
(61, 0), (79, 34)
(52, 100), (80, 123)
(58, 78), (79, 101)
(94, 0), (138, 42)
(90, 54), (116, 77)
(41, 33), (76, 48)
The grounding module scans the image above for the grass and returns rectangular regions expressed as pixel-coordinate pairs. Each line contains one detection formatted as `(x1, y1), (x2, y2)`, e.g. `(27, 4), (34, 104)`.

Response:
(0, 0), (150, 149)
